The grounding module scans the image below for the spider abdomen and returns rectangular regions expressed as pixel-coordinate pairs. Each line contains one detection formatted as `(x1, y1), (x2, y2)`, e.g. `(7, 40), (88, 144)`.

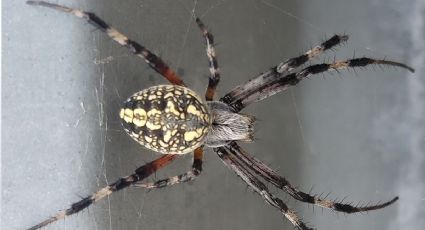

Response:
(120, 85), (212, 154)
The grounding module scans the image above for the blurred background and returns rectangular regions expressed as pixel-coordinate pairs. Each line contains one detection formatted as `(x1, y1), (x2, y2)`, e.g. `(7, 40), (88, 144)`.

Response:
(3, 0), (424, 230)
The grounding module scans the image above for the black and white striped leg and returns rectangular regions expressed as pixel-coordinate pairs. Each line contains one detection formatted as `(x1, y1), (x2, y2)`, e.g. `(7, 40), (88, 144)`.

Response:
(135, 147), (203, 189)
(26, 154), (178, 230)
(196, 17), (221, 101)
(221, 34), (349, 106)
(227, 142), (399, 213)
(229, 57), (414, 111)
(215, 147), (312, 230)
(277, 34), (349, 73)
(27, 1), (185, 86)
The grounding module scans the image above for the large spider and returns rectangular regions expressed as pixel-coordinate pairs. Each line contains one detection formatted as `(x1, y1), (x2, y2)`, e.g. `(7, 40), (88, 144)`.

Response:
(26, 1), (415, 230)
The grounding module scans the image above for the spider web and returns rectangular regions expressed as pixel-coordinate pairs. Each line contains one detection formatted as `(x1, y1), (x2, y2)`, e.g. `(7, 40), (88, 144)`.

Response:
(3, 0), (424, 230)
(84, 1), (425, 229)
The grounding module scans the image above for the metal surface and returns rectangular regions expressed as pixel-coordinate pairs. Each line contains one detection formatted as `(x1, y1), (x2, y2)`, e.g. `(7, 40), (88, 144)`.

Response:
(2, 0), (424, 230)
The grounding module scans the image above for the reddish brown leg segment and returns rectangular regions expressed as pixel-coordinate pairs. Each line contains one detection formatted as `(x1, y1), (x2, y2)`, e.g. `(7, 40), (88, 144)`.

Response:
(27, 154), (177, 230)
(136, 146), (204, 189)
(27, 0), (185, 86)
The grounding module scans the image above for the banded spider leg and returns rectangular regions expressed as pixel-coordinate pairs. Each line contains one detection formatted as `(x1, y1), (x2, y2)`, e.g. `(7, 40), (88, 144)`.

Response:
(136, 16), (221, 189)
(226, 142), (398, 213)
(26, 1), (190, 229)
(227, 57), (414, 112)
(221, 34), (349, 109)
(27, 154), (177, 230)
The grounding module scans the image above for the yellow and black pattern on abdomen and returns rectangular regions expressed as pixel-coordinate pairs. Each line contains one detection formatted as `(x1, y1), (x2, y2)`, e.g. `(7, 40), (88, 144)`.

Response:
(120, 85), (211, 154)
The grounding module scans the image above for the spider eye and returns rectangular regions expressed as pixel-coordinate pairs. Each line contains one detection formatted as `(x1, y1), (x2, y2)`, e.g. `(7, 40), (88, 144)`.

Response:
(120, 85), (212, 154)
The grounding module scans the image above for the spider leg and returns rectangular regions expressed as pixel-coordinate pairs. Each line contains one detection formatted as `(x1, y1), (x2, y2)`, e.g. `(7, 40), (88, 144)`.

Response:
(135, 18), (218, 190)
(26, 1), (185, 86)
(215, 147), (312, 230)
(221, 34), (349, 105)
(229, 57), (414, 111)
(227, 142), (399, 213)
(26, 154), (177, 230)
(196, 17), (221, 101)
(135, 147), (203, 189)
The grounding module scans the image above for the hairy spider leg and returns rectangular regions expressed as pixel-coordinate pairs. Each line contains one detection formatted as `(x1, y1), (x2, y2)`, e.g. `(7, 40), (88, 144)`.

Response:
(26, 1), (185, 86)
(230, 57), (414, 111)
(27, 154), (178, 230)
(136, 17), (219, 189)
(222, 34), (349, 106)
(227, 141), (399, 213)
(136, 147), (203, 189)
(215, 147), (312, 230)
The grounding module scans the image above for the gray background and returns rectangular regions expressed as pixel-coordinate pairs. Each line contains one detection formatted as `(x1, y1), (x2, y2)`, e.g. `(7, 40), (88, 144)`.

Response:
(3, 0), (424, 230)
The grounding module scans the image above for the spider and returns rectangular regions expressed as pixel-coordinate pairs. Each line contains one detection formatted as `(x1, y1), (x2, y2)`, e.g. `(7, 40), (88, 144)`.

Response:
(26, 1), (415, 230)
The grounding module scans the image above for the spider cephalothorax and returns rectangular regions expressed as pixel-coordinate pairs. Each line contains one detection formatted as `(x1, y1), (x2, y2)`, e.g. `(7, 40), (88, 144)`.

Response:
(120, 85), (255, 154)
(26, 1), (414, 230)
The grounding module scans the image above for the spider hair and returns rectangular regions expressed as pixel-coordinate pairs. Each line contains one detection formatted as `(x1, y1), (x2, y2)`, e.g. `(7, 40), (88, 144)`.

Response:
(205, 101), (255, 147)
